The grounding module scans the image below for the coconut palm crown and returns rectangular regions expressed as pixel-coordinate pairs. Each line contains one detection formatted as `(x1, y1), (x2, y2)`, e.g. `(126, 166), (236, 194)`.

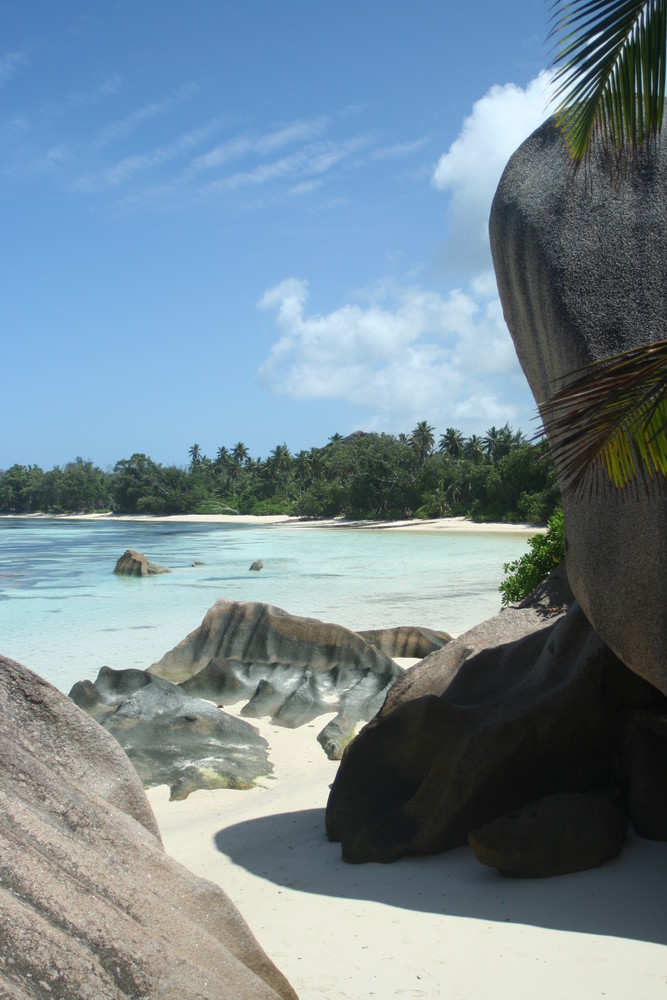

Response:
(551, 0), (667, 170)
(540, 0), (667, 493)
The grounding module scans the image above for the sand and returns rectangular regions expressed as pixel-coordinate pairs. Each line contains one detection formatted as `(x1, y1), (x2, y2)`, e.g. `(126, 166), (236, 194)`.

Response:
(22, 509), (664, 995)
(146, 701), (667, 1000)
(20, 511), (545, 535)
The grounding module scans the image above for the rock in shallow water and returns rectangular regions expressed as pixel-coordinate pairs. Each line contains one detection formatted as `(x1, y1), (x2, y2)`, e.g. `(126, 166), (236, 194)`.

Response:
(1, 653), (297, 999)
(113, 548), (170, 575)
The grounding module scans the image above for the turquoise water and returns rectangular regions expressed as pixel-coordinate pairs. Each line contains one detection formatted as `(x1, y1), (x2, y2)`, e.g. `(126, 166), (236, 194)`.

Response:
(0, 517), (532, 694)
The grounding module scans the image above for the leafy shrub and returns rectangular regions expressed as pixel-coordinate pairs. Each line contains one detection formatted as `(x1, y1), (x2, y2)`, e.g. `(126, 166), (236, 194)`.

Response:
(249, 498), (294, 516)
(193, 500), (239, 515)
(499, 508), (565, 605)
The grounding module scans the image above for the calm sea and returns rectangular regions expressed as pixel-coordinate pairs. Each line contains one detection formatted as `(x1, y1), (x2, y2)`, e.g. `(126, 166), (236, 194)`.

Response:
(0, 517), (533, 694)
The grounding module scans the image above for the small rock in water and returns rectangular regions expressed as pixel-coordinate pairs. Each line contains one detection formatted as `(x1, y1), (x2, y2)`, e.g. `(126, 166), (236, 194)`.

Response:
(113, 549), (169, 576)
(249, 559), (263, 571)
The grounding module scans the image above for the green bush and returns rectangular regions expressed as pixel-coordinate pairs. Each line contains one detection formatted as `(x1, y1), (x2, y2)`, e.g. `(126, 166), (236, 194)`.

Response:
(499, 508), (565, 605)
(193, 500), (239, 515)
(249, 498), (294, 516)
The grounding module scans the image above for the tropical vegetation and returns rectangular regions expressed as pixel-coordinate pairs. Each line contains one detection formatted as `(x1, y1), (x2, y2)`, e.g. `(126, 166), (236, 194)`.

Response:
(0, 422), (560, 524)
(499, 508), (565, 606)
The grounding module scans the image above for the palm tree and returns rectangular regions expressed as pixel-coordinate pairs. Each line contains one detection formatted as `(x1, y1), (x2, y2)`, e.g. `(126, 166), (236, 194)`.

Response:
(551, 0), (666, 171)
(268, 443), (293, 496)
(215, 445), (230, 471)
(410, 421), (435, 466)
(544, 0), (667, 492)
(493, 423), (523, 460)
(294, 449), (312, 481)
(464, 434), (486, 464)
(483, 426), (501, 463)
(232, 441), (249, 467)
(439, 427), (465, 459)
(188, 443), (202, 469)
(540, 340), (667, 493)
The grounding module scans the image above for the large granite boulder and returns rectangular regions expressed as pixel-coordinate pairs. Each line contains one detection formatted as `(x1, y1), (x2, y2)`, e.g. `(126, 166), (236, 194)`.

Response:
(0, 653), (296, 998)
(149, 599), (402, 756)
(325, 567), (667, 867)
(113, 548), (170, 575)
(489, 118), (667, 695)
(70, 666), (271, 800)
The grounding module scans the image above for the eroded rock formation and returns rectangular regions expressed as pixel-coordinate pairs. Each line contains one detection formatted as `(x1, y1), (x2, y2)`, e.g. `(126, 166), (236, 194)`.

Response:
(489, 118), (667, 695)
(70, 666), (271, 800)
(149, 599), (402, 756)
(0, 653), (296, 998)
(358, 625), (451, 659)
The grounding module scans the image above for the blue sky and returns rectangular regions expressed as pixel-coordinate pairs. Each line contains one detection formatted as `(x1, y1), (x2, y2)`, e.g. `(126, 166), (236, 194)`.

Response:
(2, 1), (557, 470)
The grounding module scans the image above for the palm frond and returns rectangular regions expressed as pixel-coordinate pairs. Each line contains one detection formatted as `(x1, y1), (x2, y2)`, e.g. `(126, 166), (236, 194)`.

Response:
(550, 0), (667, 166)
(538, 339), (667, 494)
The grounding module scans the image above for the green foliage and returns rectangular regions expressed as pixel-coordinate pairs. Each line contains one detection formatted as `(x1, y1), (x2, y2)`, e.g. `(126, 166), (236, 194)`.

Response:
(499, 509), (565, 606)
(0, 424), (561, 526)
(539, 340), (667, 495)
(193, 500), (239, 515)
(0, 459), (111, 513)
(551, 0), (666, 168)
(249, 498), (294, 516)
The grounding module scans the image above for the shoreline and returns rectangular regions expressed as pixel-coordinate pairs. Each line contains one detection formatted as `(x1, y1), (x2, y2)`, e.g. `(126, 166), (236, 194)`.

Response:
(1, 511), (545, 536)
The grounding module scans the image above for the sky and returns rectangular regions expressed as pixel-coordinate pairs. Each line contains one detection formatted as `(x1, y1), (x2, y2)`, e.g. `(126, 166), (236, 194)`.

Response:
(2, 1), (558, 471)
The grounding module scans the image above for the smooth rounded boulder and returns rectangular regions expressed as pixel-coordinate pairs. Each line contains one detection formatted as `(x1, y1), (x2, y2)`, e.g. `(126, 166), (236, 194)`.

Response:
(325, 568), (666, 868)
(489, 118), (667, 695)
(0, 654), (296, 998)
(468, 793), (628, 878)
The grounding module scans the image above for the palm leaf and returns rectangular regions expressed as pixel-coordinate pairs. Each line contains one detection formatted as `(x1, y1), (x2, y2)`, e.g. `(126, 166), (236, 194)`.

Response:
(550, 0), (667, 166)
(538, 338), (667, 494)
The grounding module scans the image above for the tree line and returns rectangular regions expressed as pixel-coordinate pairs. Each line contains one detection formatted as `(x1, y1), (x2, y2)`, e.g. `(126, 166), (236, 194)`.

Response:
(0, 422), (560, 524)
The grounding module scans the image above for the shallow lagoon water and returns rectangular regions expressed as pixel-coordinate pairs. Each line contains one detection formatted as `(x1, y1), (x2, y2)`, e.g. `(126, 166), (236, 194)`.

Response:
(0, 517), (533, 694)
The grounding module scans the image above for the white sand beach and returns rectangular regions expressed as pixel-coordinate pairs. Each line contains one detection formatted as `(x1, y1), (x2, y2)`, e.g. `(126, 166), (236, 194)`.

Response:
(146, 701), (667, 1000)
(23, 510), (545, 535)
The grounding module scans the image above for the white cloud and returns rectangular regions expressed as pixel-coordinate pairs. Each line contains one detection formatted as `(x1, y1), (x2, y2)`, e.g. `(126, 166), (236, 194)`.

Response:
(257, 278), (534, 435)
(432, 70), (555, 275)
(289, 179), (323, 197)
(203, 135), (370, 193)
(44, 75), (123, 117)
(94, 83), (200, 146)
(71, 120), (219, 191)
(255, 72), (561, 436)
(191, 116), (330, 172)
(371, 136), (432, 161)
(0, 51), (28, 88)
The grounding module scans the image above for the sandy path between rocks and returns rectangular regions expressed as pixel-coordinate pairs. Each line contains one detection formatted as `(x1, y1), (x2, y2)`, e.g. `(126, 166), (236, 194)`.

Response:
(146, 704), (667, 1000)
